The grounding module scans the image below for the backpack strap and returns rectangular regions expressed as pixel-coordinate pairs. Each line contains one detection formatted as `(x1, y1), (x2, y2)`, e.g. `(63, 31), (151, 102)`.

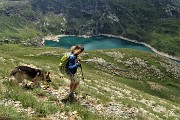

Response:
(65, 52), (72, 68)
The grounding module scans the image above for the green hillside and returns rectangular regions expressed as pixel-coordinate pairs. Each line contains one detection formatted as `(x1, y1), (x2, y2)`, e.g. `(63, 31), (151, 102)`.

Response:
(0, 1), (180, 119)
(0, 0), (180, 56)
(0, 44), (179, 119)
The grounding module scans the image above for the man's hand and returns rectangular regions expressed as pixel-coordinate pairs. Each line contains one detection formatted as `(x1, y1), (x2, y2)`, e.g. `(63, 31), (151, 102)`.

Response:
(78, 61), (81, 65)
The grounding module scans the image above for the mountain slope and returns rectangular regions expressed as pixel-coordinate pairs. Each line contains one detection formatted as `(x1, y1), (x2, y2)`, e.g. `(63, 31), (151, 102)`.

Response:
(0, 0), (180, 56)
(0, 44), (179, 119)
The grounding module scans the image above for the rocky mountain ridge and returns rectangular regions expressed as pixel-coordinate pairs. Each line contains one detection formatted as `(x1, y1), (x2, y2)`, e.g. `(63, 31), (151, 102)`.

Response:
(0, 0), (180, 56)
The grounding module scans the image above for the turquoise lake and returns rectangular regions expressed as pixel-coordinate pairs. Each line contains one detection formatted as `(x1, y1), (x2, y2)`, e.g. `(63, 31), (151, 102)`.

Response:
(44, 36), (153, 52)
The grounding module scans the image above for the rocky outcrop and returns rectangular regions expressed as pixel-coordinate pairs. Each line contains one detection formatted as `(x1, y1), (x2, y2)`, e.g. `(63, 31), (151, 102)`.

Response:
(160, 60), (180, 79)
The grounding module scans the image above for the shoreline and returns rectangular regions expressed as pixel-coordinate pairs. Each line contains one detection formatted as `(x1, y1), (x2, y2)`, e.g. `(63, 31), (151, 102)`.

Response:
(42, 34), (180, 62)
(42, 35), (90, 45)
(100, 34), (180, 62)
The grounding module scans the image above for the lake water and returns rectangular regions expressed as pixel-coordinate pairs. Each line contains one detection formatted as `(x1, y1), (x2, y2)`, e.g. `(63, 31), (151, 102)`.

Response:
(44, 36), (153, 52)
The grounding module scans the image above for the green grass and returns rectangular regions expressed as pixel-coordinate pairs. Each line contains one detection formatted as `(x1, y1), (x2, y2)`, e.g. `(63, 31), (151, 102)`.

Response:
(150, 20), (180, 56)
(89, 51), (179, 103)
(0, 105), (27, 120)
(0, 44), (180, 119)
(66, 103), (115, 120)
(0, 16), (42, 43)
(3, 81), (60, 117)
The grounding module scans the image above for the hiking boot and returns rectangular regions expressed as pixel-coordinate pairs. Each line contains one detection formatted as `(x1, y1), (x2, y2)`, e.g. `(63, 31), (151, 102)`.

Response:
(63, 92), (74, 100)
(69, 92), (74, 98)
(61, 92), (74, 104)
(68, 92), (75, 102)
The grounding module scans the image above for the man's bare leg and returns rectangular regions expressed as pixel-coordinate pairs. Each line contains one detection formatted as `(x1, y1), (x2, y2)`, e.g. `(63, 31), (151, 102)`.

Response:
(72, 82), (79, 92)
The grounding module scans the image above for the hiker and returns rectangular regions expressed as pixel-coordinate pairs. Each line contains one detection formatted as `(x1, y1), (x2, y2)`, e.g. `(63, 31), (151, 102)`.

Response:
(66, 44), (84, 99)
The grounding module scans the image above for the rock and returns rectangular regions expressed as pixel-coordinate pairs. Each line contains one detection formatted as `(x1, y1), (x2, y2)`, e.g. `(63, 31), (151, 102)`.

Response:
(106, 51), (125, 59)
(160, 61), (180, 79)
(37, 51), (61, 56)
(0, 57), (6, 62)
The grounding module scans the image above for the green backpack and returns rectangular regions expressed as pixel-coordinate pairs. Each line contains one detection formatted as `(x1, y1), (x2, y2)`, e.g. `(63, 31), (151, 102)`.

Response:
(59, 52), (70, 75)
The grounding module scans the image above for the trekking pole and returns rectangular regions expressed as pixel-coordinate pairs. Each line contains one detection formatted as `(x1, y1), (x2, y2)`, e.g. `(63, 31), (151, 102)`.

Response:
(78, 59), (85, 83)
(79, 64), (85, 82)
(79, 63), (88, 99)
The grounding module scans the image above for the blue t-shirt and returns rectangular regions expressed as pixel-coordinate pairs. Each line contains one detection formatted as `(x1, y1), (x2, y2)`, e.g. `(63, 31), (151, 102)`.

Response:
(66, 52), (78, 74)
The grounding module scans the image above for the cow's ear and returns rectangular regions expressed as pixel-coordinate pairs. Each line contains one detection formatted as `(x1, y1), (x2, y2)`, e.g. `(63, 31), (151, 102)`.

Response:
(48, 72), (50, 75)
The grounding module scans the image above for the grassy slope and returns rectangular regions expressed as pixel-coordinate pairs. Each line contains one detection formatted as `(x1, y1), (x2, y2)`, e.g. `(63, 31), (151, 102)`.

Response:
(0, 1), (43, 44)
(0, 44), (179, 119)
(110, 0), (180, 56)
(149, 20), (180, 56)
(0, 16), (41, 41)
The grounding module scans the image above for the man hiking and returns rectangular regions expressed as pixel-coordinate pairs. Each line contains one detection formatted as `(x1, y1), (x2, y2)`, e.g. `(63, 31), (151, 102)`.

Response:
(65, 44), (84, 100)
